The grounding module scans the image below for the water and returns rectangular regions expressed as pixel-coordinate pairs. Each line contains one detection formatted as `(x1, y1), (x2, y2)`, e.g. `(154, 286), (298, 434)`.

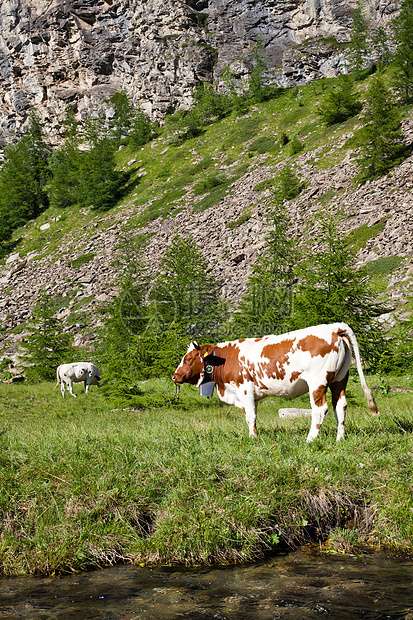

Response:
(0, 548), (412, 619)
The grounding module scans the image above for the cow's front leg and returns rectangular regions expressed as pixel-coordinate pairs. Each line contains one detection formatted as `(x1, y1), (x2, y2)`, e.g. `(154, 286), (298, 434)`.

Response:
(67, 380), (77, 398)
(307, 384), (328, 442)
(243, 399), (258, 437)
(84, 377), (90, 393)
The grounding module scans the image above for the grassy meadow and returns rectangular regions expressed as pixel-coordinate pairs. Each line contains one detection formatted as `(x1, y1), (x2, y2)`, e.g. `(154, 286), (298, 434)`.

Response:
(0, 373), (412, 576)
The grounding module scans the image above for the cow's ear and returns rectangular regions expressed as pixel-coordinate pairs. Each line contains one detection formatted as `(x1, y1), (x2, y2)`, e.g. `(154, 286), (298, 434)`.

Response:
(189, 341), (200, 351)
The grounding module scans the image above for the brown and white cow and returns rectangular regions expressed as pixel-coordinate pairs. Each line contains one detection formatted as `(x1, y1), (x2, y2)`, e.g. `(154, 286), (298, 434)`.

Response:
(172, 323), (378, 442)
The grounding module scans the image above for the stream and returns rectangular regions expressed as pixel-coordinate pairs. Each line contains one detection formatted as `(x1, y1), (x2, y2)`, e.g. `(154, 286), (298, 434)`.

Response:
(0, 547), (412, 619)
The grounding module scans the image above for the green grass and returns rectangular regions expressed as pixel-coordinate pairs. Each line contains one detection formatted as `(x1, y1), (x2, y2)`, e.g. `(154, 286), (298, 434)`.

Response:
(226, 208), (253, 229)
(221, 116), (262, 149)
(0, 375), (412, 576)
(70, 253), (95, 269)
(361, 255), (404, 277)
(248, 136), (277, 154)
(346, 220), (387, 253)
(360, 255), (405, 293)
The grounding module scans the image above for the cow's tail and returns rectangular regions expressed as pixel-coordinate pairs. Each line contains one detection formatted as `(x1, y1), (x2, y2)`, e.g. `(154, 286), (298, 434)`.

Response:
(55, 366), (61, 389)
(337, 324), (379, 416)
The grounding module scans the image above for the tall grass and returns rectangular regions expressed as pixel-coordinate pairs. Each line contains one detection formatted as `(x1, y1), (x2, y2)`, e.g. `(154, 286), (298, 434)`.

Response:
(0, 375), (412, 575)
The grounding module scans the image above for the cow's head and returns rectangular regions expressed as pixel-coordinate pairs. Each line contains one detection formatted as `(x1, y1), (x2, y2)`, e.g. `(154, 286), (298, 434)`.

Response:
(172, 341), (213, 387)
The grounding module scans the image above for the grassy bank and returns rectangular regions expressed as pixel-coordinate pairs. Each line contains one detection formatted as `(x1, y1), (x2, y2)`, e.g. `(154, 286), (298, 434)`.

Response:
(0, 375), (412, 575)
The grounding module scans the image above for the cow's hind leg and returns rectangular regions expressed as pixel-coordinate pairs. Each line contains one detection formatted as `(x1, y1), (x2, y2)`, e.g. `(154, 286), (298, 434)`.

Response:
(84, 374), (93, 393)
(330, 374), (348, 442)
(307, 384), (328, 443)
(60, 382), (65, 398)
(243, 400), (258, 437)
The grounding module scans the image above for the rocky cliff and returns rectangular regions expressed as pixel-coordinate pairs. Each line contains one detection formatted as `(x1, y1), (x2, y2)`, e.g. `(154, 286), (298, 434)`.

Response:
(0, 0), (398, 144)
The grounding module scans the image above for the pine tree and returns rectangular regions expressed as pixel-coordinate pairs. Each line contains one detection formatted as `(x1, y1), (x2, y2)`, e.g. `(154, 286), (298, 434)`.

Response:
(357, 74), (407, 181)
(47, 106), (84, 209)
(348, 0), (370, 73)
(292, 209), (385, 365)
(150, 234), (227, 344)
(107, 91), (134, 143)
(80, 134), (125, 211)
(233, 167), (302, 337)
(98, 234), (227, 387)
(0, 115), (50, 242)
(47, 141), (84, 209)
(371, 26), (392, 68)
(392, 0), (413, 103)
(318, 75), (362, 126)
(249, 36), (269, 102)
(233, 201), (297, 338)
(48, 110), (126, 211)
(97, 234), (152, 382)
(21, 291), (73, 382)
(128, 108), (158, 148)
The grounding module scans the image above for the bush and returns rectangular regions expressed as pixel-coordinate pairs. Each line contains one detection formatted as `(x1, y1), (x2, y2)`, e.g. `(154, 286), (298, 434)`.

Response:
(318, 75), (362, 125)
(290, 135), (304, 155)
(193, 175), (227, 195)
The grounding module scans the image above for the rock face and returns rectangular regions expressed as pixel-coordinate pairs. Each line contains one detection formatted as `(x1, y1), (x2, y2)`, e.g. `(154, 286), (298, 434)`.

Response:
(0, 0), (398, 143)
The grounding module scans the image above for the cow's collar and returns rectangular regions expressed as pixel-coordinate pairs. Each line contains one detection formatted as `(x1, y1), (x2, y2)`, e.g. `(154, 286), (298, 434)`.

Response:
(204, 350), (215, 381)
(200, 350), (215, 397)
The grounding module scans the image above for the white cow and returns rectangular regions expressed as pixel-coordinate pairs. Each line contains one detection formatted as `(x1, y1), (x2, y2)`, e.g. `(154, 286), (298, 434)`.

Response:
(55, 362), (102, 398)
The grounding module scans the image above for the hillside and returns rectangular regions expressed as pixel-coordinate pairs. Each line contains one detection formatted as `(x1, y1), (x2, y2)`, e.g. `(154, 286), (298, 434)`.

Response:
(0, 71), (412, 370)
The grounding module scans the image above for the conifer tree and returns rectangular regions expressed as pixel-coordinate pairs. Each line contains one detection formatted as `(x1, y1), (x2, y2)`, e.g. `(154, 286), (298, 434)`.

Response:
(147, 234), (227, 375)
(0, 115), (50, 242)
(318, 75), (362, 125)
(292, 209), (385, 364)
(357, 74), (407, 181)
(233, 202), (296, 338)
(150, 234), (226, 343)
(348, 0), (370, 73)
(128, 108), (158, 148)
(107, 91), (134, 143)
(249, 36), (269, 102)
(371, 26), (392, 67)
(97, 235), (152, 382)
(48, 109), (126, 211)
(392, 0), (413, 103)
(233, 165), (302, 337)
(47, 109), (83, 209)
(80, 120), (125, 211)
(21, 291), (73, 382)
(98, 234), (227, 384)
